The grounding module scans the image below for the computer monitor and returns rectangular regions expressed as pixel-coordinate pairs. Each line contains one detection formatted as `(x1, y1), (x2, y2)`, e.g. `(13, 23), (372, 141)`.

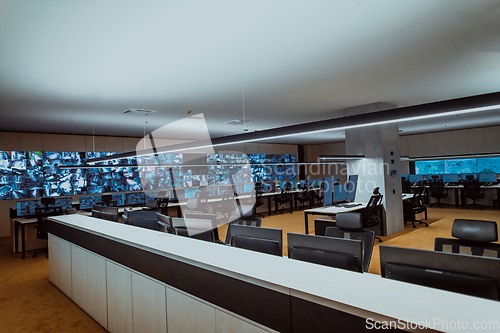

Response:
(380, 245), (500, 301)
(479, 173), (497, 183)
(54, 197), (72, 211)
(111, 194), (125, 206)
(290, 180), (297, 189)
(184, 188), (198, 199)
(346, 175), (358, 202)
(79, 195), (101, 210)
(16, 199), (41, 217)
(426, 174), (442, 182)
(401, 175), (409, 181)
(442, 174), (459, 183)
(408, 174), (423, 183)
(332, 184), (348, 203)
(323, 177), (333, 207)
(125, 192), (146, 205)
(243, 184), (254, 193)
(300, 179), (308, 189)
(461, 173), (477, 181)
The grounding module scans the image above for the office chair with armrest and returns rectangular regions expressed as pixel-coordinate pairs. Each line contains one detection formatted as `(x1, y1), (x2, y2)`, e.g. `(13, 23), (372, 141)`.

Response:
(435, 219), (500, 258)
(215, 190), (235, 221)
(287, 233), (363, 272)
(33, 197), (63, 258)
(404, 185), (428, 228)
(253, 183), (265, 218)
(229, 224), (282, 256)
(274, 182), (293, 214)
(156, 213), (174, 234)
(362, 187), (383, 242)
(428, 181), (449, 208)
(325, 212), (375, 272)
(143, 199), (160, 211)
(463, 181), (485, 210)
(126, 210), (161, 230)
(296, 186), (311, 211)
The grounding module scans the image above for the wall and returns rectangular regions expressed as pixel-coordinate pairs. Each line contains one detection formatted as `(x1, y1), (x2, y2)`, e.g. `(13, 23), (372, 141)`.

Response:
(1, 131), (298, 238)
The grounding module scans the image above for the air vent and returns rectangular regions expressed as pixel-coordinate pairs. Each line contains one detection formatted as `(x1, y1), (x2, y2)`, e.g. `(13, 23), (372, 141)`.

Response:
(227, 119), (253, 125)
(123, 109), (157, 116)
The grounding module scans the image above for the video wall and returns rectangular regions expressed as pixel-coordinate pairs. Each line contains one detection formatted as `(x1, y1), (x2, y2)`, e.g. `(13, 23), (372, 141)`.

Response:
(415, 157), (500, 175)
(0, 150), (296, 200)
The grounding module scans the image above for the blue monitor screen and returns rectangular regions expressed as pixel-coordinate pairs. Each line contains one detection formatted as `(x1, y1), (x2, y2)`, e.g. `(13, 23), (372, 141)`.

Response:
(461, 173), (477, 181)
(409, 174), (423, 183)
(477, 157), (500, 174)
(332, 184), (348, 203)
(17, 199), (41, 216)
(442, 174), (459, 183)
(111, 194), (125, 206)
(415, 160), (444, 175)
(125, 192), (146, 205)
(184, 188), (198, 199)
(79, 195), (101, 210)
(243, 184), (254, 193)
(426, 174), (442, 182)
(445, 159), (476, 174)
(300, 180), (308, 188)
(323, 177), (333, 206)
(290, 180), (297, 189)
(347, 175), (358, 202)
(52, 197), (72, 211)
(479, 173), (497, 183)
(401, 175), (408, 181)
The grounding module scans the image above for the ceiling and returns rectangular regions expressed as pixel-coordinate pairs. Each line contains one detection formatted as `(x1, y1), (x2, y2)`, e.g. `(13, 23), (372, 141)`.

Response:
(1, 0), (500, 144)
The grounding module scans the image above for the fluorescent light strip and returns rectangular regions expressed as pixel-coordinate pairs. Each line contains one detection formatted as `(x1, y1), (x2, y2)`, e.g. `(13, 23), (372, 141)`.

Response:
(87, 103), (500, 164)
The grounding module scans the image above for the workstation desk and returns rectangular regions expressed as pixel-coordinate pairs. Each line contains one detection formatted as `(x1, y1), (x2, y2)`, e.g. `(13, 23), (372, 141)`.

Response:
(48, 214), (500, 333)
(414, 184), (500, 208)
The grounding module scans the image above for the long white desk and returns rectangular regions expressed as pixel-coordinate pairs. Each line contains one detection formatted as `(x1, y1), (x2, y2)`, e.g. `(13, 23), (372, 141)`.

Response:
(303, 202), (367, 234)
(47, 214), (500, 332)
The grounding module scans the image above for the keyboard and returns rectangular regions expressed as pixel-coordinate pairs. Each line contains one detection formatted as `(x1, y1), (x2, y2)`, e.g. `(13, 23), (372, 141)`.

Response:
(343, 203), (362, 208)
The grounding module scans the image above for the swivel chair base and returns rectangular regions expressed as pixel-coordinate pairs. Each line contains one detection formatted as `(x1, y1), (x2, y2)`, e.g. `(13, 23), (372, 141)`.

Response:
(408, 218), (429, 228)
(33, 248), (48, 258)
(466, 201), (485, 210)
(429, 200), (450, 208)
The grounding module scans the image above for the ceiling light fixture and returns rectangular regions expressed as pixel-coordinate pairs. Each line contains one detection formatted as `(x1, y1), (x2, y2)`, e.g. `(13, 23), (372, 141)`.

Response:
(87, 92), (500, 164)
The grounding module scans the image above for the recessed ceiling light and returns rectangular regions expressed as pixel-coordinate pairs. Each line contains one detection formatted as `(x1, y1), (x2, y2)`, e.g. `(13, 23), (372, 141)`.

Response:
(227, 119), (253, 125)
(123, 109), (157, 116)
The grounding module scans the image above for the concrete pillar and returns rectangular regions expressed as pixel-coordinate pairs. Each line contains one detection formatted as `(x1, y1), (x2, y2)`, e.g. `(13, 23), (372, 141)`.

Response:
(345, 123), (404, 236)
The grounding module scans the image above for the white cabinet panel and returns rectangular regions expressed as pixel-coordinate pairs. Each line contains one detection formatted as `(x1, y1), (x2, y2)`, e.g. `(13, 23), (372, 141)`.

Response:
(59, 239), (72, 298)
(48, 234), (60, 288)
(166, 287), (216, 333)
(71, 245), (107, 328)
(216, 310), (268, 333)
(107, 262), (133, 333)
(132, 273), (167, 333)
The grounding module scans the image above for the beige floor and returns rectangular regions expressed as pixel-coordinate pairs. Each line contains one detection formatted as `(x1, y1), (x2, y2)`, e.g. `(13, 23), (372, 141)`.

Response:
(1, 206), (499, 332)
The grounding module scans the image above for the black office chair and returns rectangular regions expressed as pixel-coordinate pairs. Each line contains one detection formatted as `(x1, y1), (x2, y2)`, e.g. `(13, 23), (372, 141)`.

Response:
(435, 219), (500, 258)
(99, 206), (119, 222)
(216, 190), (235, 220)
(287, 233), (363, 272)
(229, 224), (282, 256)
(361, 187), (384, 242)
(33, 197), (63, 258)
(325, 212), (375, 272)
(401, 179), (411, 194)
(98, 194), (117, 207)
(274, 182), (293, 214)
(296, 186), (311, 211)
(428, 181), (449, 208)
(171, 216), (218, 242)
(404, 185), (428, 228)
(143, 199), (160, 211)
(463, 181), (485, 210)
(125, 210), (161, 230)
(253, 183), (265, 218)
(225, 214), (262, 244)
(157, 213), (174, 234)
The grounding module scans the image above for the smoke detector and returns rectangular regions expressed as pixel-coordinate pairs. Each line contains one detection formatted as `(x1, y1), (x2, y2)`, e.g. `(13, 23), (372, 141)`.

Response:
(123, 109), (157, 116)
(227, 119), (253, 125)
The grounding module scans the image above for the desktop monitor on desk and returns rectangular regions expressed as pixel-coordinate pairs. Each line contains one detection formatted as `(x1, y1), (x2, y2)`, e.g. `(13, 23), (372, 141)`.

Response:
(125, 192), (146, 206)
(79, 195), (101, 210)
(16, 199), (41, 217)
(401, 175), (409, 181)
(346, 175), (358, 202)
(299, 179), (308, 189)
(479, 173), (497, 183)
(184, 188), (199, 199)
(408, 174), (423, 183)
(332, 184), (348, 204)
(323, 177), (333, 207)
(442, 174), (459, 184)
